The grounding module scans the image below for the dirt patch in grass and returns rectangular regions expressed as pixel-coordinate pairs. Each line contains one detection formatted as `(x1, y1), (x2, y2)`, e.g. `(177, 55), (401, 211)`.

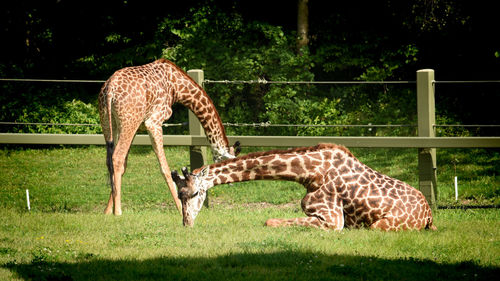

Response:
(154, 198), (299, 211)
(210, 199), (299, 210)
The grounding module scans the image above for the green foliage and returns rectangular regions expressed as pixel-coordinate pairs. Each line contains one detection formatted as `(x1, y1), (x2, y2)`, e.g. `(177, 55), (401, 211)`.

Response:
(0, 2), (494, 137)
(7, 99), (100, 134)
(0, 80), (102, 134)
(155, 5), (424, 136)
(310, 32), (421, 136)
(77, 41), (162, 76)
(17, 99), (100, 134)
(436, 115), (472, 137)
(158, 6), (333, 136)
(408, 0), (470, 32)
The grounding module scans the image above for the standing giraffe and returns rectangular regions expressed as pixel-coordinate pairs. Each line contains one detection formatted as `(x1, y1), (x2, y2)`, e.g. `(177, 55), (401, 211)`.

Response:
(98, 59), (240, 216)
(171, 143), (436, 231)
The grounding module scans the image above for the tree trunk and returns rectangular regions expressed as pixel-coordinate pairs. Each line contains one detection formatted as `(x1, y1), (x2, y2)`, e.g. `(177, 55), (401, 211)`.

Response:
(297, 0), (309, 52)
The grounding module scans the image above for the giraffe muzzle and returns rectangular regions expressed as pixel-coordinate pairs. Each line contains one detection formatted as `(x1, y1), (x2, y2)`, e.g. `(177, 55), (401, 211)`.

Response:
(182, 217), (194, 227)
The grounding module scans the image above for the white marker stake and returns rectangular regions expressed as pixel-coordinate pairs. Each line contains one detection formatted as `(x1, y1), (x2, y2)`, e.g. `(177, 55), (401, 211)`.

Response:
(454, 176), (458, 201)
(26, 189), (31, 211)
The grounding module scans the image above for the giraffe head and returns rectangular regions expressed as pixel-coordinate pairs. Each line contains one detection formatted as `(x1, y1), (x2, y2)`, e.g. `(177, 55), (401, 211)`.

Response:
(171, 167), (210, 226)
(212, 141), (241, 162)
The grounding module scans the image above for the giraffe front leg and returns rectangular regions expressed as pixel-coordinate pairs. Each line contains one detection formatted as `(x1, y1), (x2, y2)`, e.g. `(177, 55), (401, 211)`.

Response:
(265, 217), (316, 228)
(264, 215), (344, 230)
(264, 197), (345, 231)
(266, 188), (345, 230)
(145, 120), (182, 214)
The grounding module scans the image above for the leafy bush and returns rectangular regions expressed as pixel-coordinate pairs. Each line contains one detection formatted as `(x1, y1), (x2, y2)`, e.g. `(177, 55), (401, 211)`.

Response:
(8, 99), (100, 134)
(0, 5), (478, 137)
(0, 77), (102, 134)
(159, 6), (321, 136)
(158, 5), (423, 137)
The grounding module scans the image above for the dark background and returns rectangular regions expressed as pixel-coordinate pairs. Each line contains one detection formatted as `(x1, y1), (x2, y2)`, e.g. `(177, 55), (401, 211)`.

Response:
(2, 0), (499, 79)
(1, 0), (499, 135)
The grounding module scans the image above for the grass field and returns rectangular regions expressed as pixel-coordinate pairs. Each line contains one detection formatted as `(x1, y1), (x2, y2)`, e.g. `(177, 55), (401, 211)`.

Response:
(0, 145), (499, 280)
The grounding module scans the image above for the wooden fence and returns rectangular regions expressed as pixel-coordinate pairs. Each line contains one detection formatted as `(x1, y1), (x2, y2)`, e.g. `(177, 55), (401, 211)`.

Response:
(1, 69), (499, 208)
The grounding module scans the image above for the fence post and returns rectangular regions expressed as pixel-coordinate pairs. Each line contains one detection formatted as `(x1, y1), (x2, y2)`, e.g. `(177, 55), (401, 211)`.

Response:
(187, 69), (209, 206)
(417, 69), (437, 209)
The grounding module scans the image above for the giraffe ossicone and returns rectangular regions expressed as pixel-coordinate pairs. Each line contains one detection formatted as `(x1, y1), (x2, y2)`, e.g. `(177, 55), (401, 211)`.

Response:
(213, 141), (241, 162)
(172, 143), (436, 231)
(98, 59), (240, 216)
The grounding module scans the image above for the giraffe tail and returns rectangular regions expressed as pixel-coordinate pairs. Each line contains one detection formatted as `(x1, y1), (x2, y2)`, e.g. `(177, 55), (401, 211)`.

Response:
(106, 140), (115, 193)
(425, 217), (438, 231)
(103, 87), (116, 194)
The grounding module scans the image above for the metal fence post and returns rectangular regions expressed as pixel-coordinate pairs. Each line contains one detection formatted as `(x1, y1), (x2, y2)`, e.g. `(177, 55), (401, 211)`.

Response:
(417, 69), (437, 209)
(187, 69), (209, 206)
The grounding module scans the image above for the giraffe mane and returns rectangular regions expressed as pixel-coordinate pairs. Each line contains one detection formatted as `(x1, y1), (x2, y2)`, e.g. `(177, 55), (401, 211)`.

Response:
(157, 58), (229, 148)
(193, 143), (355, 174)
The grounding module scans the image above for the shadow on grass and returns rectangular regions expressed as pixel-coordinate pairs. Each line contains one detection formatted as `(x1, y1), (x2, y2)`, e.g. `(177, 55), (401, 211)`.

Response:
(3, 251), (499, 281)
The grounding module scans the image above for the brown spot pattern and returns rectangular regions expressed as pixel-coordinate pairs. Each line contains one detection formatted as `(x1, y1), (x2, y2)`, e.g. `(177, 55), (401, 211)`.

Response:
(98, 59), (233, 216)
(194, 143), (434, 231)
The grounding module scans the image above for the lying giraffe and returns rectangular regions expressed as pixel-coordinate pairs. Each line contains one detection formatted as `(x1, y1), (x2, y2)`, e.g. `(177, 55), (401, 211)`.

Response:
(172, 143), (436, 231)
(98, 59), (240, 215)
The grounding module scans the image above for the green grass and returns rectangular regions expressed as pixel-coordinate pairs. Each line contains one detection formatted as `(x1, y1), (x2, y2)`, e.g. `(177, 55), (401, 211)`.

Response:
(0, 145), (499, 280)
(0, 207), (499, 280)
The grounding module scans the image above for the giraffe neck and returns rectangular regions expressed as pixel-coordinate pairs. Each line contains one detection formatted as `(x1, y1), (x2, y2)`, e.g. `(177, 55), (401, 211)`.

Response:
(164, 61), (231, 159)
(196, 147), (320, 189)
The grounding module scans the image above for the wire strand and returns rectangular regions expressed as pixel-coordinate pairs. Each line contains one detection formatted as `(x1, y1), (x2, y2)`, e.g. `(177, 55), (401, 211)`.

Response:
(434, 80), (500, 84)
(3, 121), (498, 128)
(2, 78), (499, 84)
(0, 122), (185, 127)
(0, 78), (106, 83)
(204, 79), (416, 85)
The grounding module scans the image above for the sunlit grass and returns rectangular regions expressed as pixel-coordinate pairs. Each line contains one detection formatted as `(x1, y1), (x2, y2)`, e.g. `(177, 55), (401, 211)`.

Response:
(0, 145), (499, 280)
(0, 145), (498, 211)
(0, 206), (499, 280)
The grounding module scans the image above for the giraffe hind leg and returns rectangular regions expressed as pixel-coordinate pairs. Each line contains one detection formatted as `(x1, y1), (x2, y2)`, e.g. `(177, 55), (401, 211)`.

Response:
(111, 134), (136, 216)
(370, 216), (414, 231)
(104, 140), (132, 215)
(107, 122), (139, 216)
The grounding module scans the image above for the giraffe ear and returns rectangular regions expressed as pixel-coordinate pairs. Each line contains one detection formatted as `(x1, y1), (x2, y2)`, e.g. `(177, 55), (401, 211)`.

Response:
(171, 170), (180, 181)
(171, 170), (187, 188)
(196, 166), (209, 178)
(181, 167), (191, 179)
(232, 141), (241, 156)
